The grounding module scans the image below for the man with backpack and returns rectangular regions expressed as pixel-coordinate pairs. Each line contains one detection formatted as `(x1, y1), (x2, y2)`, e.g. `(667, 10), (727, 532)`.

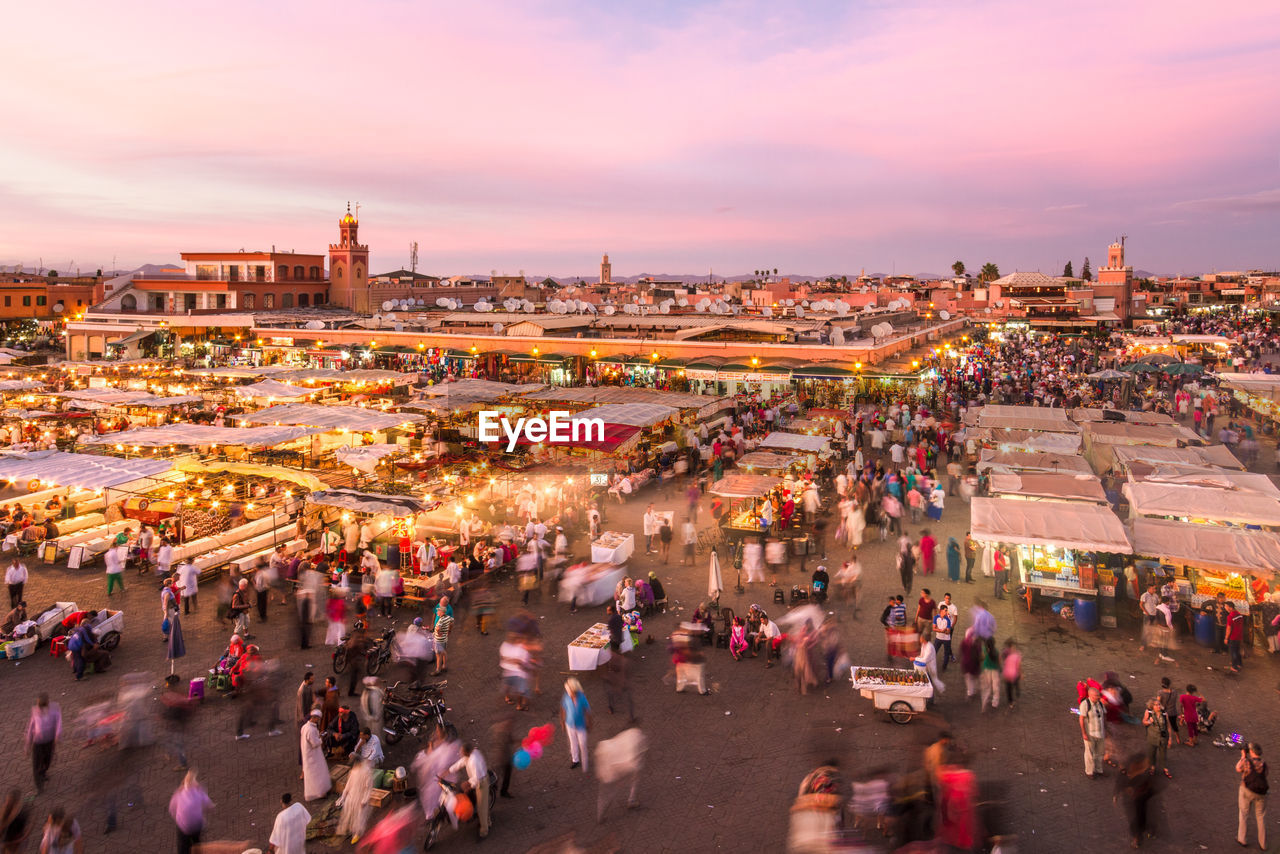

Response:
(1236, 741), (1268, 849)
(1078, 684), (1107, 778)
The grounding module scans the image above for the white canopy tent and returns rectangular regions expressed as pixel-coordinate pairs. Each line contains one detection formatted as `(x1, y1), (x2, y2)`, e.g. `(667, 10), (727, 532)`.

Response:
(234, 379), (314, 400)
(238, 404), (426, 431)
(567, 403), (678, 428)
(758, 431), (830, 453)
(968, 428), (1082, 455)
(1130, 517), (1280, 577)
(1123, 482), (1280, 528)
(970, 496), (1132, 553)
(305, 488), (434, 516)
(709, 474), (782, 498)
(975, 449), (1094, 475)
(1101, 443), (1245, 474)
(335, 444), (399, 473)
(0, 450), (174, 490)
(78, 423), (323, 449)
(988, 472), (1108, 504)
(735, 451), (804, 472)
(1126, 465), (1280, 499)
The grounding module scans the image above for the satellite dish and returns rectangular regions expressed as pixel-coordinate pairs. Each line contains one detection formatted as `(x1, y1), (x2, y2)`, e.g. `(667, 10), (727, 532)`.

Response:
(400, 299), (410, 309)
(584, 302), (597, 314)
(305, 319), (324, 330)
(604, 305), (616, 316)
(436, 298), (450, 307)
(394, 323), (403, 332)
(677, 298), (688, 307)
(939, 310), (951, 320)
(416, 298), (425, 306)
(475, 301), (493, 312)
(381, 301), (394, 311)
(835, 302), (849, 315)
(801, 300), (810, 308)
(386, 311), (396, 320)
(795, 306), (806, 318)
(53, 303), (64, 314)
(659, 303), (670, 314)
(762, 306), (773, 317)
(493, 322), (504, 334)
(523, 302), (535, 313)
(831, 327), (846, 345)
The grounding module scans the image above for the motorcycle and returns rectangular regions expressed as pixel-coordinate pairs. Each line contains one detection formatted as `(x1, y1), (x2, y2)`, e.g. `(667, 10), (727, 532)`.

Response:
(383, 696), (449, 745)
(423, 772), (497, 850)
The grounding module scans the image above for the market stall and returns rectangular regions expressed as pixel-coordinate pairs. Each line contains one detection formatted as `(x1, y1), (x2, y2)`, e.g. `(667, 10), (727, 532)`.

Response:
(987, 472), (1108, 504)
(735, 451), (805, 476)
(1123, 482), (1280, 530)
(975, 449), (1095, 475)
(970, 496), (1133, 611)
(590, 531), (634, 564)
(1097, 443), (1246, 476)
(566, 621), (634, 671)
(757, 431), (830, 454)
(710, 473), (783, 541)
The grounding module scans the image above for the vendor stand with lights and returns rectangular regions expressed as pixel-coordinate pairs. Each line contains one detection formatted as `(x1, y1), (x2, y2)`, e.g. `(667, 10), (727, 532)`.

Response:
(969, 496), (1134, 629)
(709, 474), (783, 543)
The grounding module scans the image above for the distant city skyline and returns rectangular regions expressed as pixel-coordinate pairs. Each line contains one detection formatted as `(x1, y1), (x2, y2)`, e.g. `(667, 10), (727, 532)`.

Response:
(4, 1), (1279, 277)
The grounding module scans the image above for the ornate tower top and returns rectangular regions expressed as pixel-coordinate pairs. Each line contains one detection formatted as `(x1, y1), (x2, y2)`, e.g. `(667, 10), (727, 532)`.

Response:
(336, 202), (362, 249)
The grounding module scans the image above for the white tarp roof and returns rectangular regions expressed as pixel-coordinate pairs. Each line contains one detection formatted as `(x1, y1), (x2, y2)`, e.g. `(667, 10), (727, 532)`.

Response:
(417, 379), (546, 404)
(567, 403), (678, 427)
(0, 380), (45, 391)
(0, 450), (173, 490)
(54, 389), (200, 408)
(968, 428), (1082, 454)
(970, 496), (1132, 553)
(1130, 518), (1280, 575)
(335, 444), (399, 473)
(1083, 421), (1203, 447)
(234, 379), (314, 400)
(1124, 482), (1280, 527)
(523, 386), (732, 414)
(305, 488), (433, 516)
(238, 403), (426, 431)
(967, 404), (1080, 433)
(710, 474), (782, 498)
(1103, 443), (1245, 473)
(340, 369), (417, 383)
(976, 449), (1094, 475)
(78, 423), (322, 449)
(736, 451), (804, 471)
(759, 431), (830, 453)
(1127, 465), (1280, 499)
(1071, 408), (1176, 425)
(988, 472), (1108, 503)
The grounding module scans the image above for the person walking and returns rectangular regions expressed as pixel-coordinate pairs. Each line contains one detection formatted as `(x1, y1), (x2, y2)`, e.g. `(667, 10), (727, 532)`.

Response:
(1001, 638), (1022, 708)
(1227, 601), (1247, 673)
(1143, 697), (1171, 780)
(268, 792), (311, 854)
(24, 694), (61, 792)
(167, 770), (213, 854)
(978, 636), (1000, 712)
(1236, 741), (1268, 850)
(5, 558), (26, 609)
(642, 504), (658, 554)
(229, 579), (252, 639)
(448, 743), (491, 840)
(294, 671), (315, 765)
(945, 537), (960, 583)
(105, 543), (125, 596)
(963, 532), (977, 583)
(176, 559), (198, 614)
(1115, 753), (1155, 850)
(1080, 684), (1107, 778)
(560, 677), (593, 773)
(300, 710), (331, 801)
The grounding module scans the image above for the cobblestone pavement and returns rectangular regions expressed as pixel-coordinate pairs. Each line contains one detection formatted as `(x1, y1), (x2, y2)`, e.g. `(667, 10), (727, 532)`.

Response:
(3, 454), (1279, 853)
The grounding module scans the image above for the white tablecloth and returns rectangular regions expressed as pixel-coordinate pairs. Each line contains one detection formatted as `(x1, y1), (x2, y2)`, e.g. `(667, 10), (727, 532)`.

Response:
(564, 565), (625, 607)
(566, 622), (634, 671)
(591, 532), (634, 564)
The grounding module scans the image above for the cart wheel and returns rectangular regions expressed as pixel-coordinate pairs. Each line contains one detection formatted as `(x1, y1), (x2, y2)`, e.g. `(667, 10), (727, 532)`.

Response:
(101, 631), (121, 651)
(888, 700), (913, 725)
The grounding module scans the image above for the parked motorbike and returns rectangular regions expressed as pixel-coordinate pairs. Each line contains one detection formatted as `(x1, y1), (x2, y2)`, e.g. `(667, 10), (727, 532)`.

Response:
(382, 696), (448, 745)
(423, 772), (497, 850)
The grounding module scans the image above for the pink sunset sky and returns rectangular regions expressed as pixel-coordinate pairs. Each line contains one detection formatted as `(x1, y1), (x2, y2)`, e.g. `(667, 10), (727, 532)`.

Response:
(4, 0), (1279, 278)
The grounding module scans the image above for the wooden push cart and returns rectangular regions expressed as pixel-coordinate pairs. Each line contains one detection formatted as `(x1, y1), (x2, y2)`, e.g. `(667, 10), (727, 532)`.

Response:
(851, 666), (933, 724)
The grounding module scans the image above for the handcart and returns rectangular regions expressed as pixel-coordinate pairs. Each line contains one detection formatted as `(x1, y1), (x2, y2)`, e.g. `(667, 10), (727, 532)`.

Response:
(851, 666), (934, 725)
(89, 609), (124, 650)
(35, 601), (77, 643)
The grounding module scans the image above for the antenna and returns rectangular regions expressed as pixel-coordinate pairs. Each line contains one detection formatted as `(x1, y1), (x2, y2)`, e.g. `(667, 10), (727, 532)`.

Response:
(410, 242), (418, 274)
(355, 202), (361, 220)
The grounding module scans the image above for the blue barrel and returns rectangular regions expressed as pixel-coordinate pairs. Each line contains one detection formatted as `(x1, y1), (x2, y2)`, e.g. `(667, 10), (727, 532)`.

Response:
(1194, 612), (1215, 647)
(1073, 598), (1098, 632)
(387, 544), (400, 569)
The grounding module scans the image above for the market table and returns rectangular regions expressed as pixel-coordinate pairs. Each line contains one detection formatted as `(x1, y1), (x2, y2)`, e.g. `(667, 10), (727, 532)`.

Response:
(591, 531), (634, 564)
(566, 621), (634, 671)
(560, 563), (626, 607)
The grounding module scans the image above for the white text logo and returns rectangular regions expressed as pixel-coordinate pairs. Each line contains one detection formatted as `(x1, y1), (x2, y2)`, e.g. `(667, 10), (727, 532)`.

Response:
(477, 410), (605, 452)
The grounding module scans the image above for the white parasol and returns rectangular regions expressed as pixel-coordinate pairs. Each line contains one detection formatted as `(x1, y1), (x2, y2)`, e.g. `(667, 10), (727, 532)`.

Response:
(708, 549), (723, 601)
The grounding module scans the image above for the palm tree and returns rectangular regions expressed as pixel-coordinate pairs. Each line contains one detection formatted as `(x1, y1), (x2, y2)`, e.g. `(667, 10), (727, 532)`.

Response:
(951, 261), (965, 277)
(979, 262), (1000, 284)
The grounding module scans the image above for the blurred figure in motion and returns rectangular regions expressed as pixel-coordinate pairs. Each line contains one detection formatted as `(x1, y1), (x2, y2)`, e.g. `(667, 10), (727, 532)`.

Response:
(850, 767), (892, 839)
(595, 726), (646, 822)
(787, 761), (846, 854)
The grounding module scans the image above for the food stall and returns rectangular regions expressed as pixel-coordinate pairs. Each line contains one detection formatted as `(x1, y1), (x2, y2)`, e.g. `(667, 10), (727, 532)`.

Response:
(566, 621), (634, 671)
(735, 451), (805, 477)
(975, 449), (1095, 475)
(757, 431), (830, 456)
(710, 474), (783, 541)
(1123, 482), (1280, 532)
(590, 531), (635, 565)
(986, 472), (1108, 504)
(970, 496), (1133, 622)
(850, 666), (933, 725)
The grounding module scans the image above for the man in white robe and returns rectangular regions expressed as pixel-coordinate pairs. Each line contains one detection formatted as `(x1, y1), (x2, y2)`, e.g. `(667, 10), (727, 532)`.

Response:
(300, 709), (331, 801)
(268, 792), (312, 854)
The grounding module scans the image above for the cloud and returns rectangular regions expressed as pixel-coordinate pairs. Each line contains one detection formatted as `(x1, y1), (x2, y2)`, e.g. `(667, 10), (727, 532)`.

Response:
(1044, 204), (1087, 212)
(1172, 188), (1280, 213)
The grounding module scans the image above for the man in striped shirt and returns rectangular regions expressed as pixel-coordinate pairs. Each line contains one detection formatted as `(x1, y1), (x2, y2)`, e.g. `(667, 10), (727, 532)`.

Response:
(433, 610), (454, 676)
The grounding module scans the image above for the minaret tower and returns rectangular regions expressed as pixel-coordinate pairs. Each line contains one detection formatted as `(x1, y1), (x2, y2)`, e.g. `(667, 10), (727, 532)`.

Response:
(329, 202), (370, 311)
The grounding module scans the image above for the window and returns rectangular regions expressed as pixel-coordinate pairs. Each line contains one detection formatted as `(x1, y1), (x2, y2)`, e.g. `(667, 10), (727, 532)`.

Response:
(264, 294), (275, 309)
(22, 295), (31, 306)
(315, 292), (325, 305)
(243, 294), (255, 309)
(281, 293), (294, 309)
(3, 296), (9, 307)
(293, 265), (304, 280)
(36, 295), (46, 306)
(121, 294), (137, 311)
(298, 293), (309, 307)
(184, 294), (197, 310)
(309, 266), (320, 280)
(277, 265), (289, 280)
(76, 299), (83, 306)
(216, 294), (227, 309)
(253, 265), (266, 281)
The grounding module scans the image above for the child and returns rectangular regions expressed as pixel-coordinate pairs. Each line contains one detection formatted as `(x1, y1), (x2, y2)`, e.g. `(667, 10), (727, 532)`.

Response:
(728, 617), (747, 660)
(1000, 638), (1021, 708)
